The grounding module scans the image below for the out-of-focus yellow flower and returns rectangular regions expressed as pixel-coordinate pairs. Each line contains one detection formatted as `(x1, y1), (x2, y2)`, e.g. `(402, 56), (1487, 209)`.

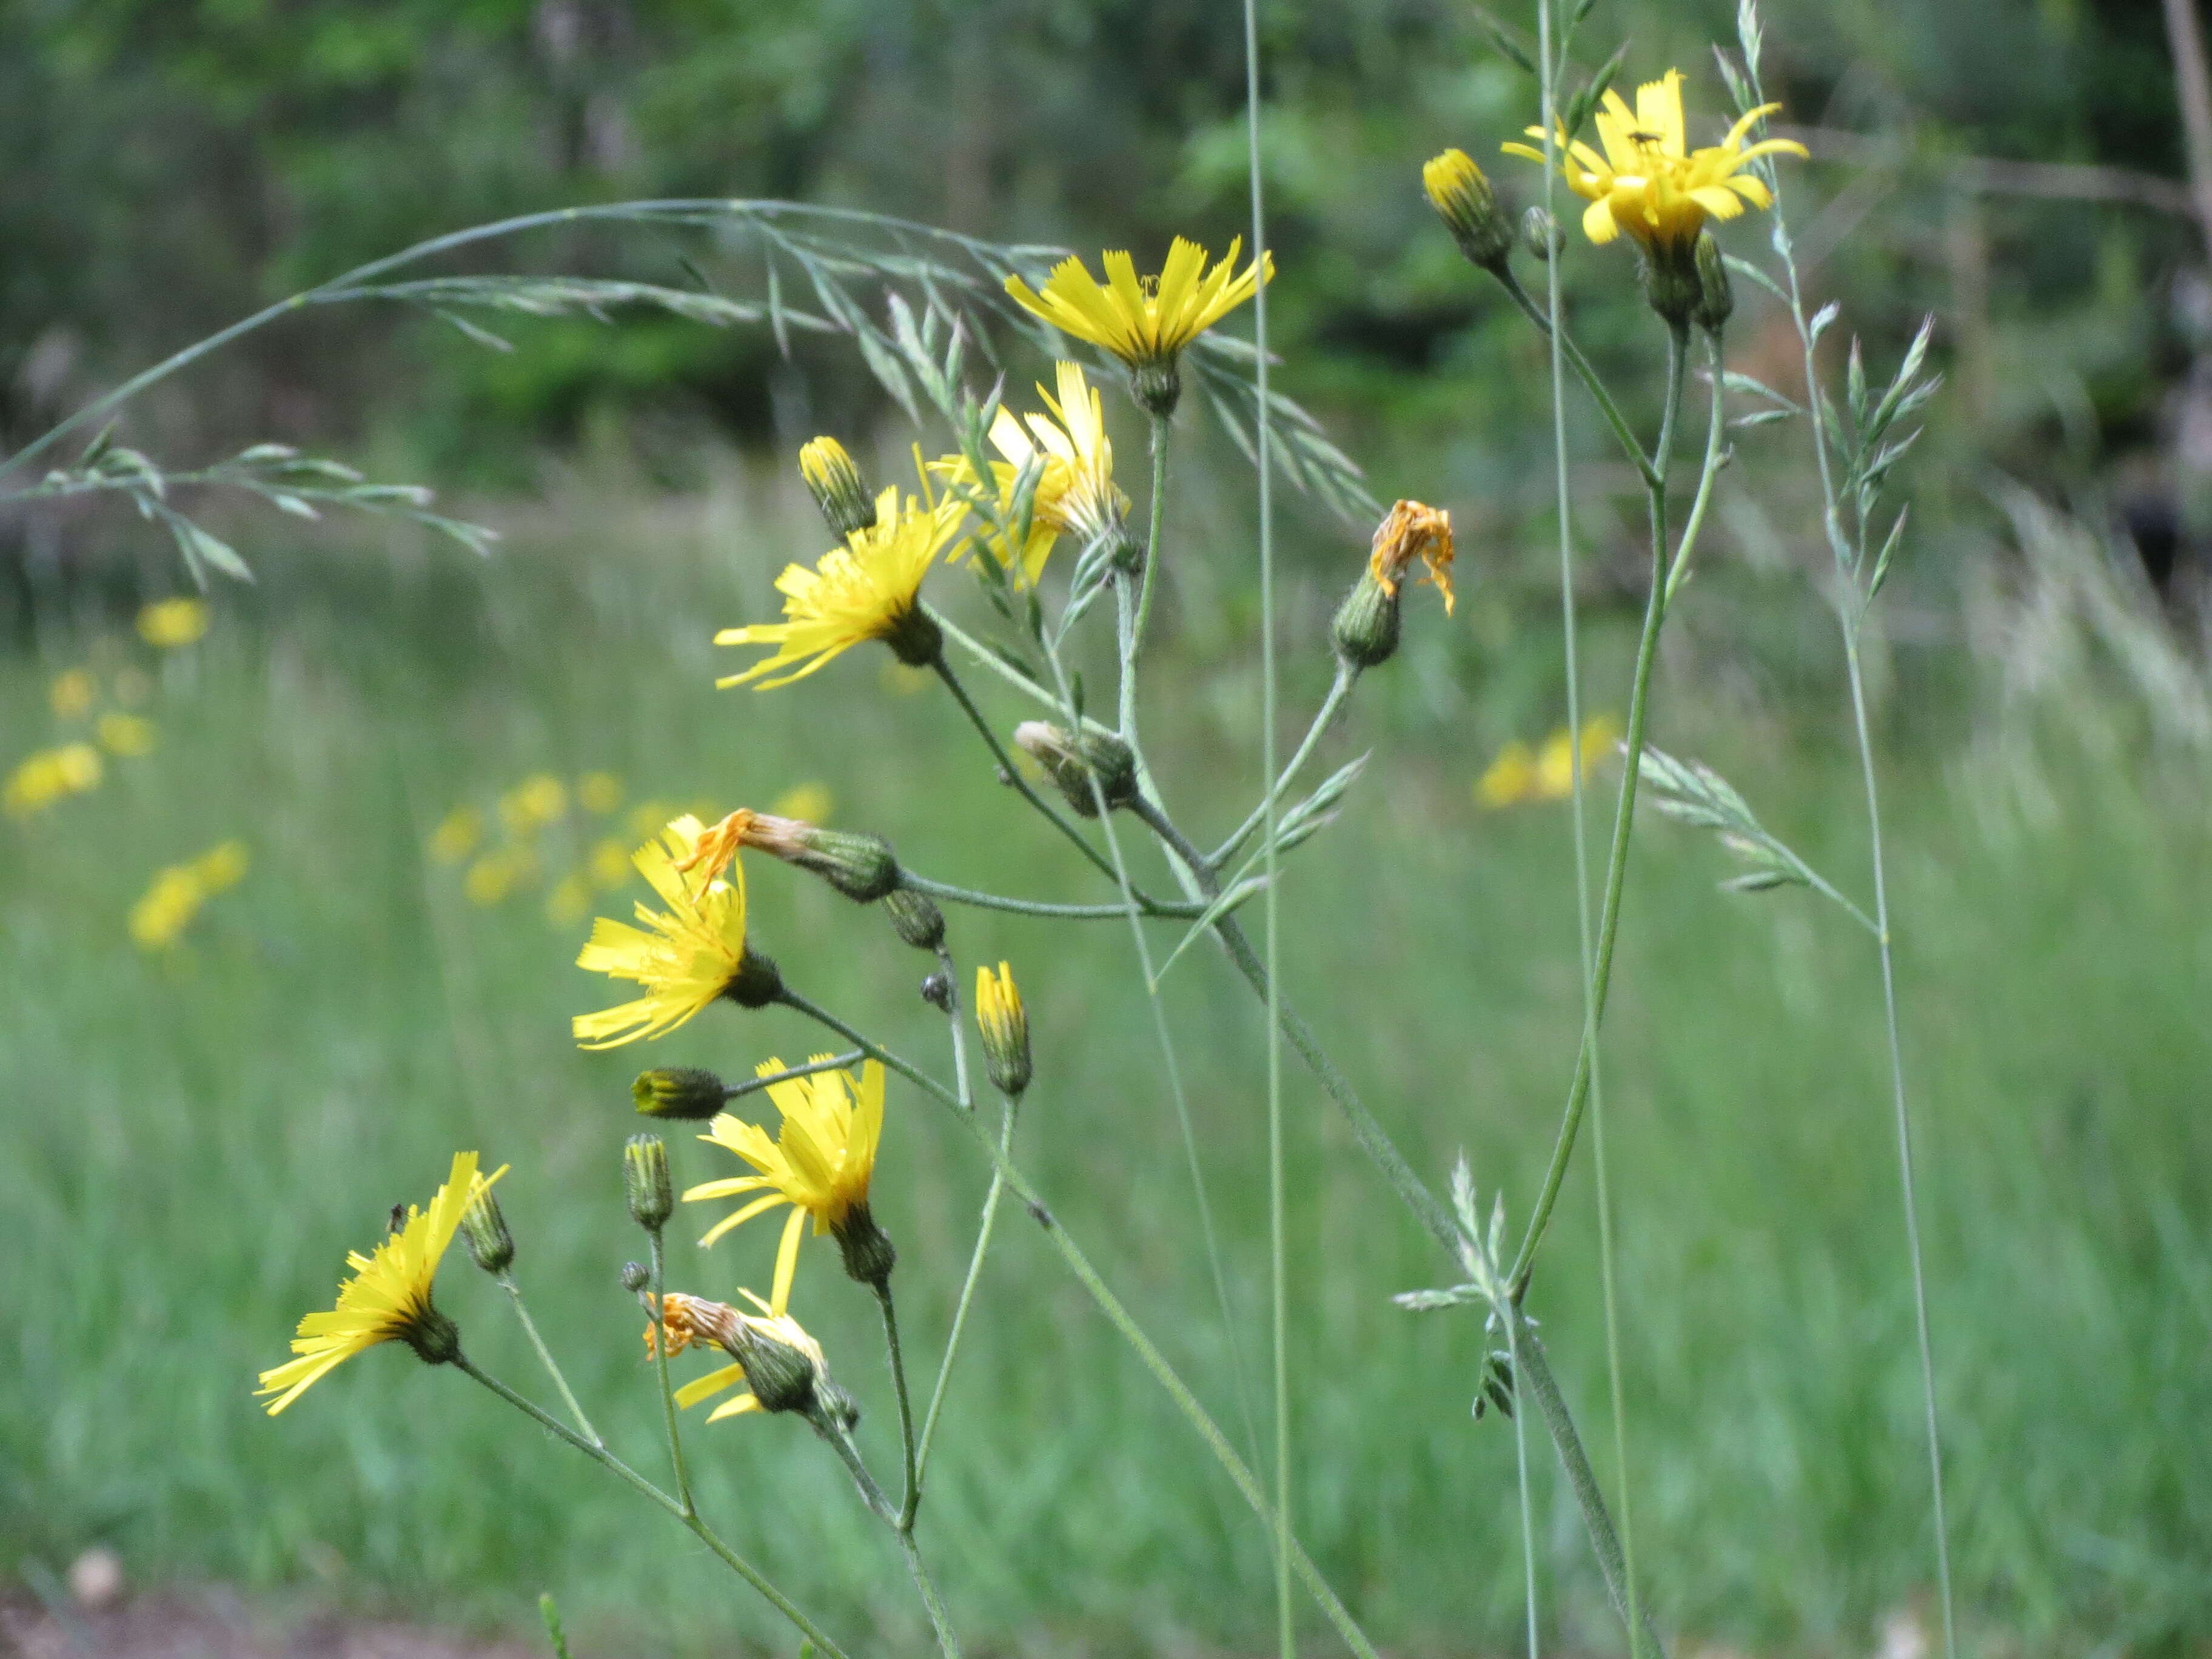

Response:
(578, 772), (623, 815)
(96, 712), (156, 757)
(687, 1056), (886, 1310)
(1503, 70), (1806, 254)
(1478, 717), (1623, 809)
(626, 800), (676, 840)
(573, 816), (757, 1050)
(770, 782), (833, 825)
(935, 362), (1130, 586)
(500, 773), (567, 834)
(1005, 240), (1272, 375)
(138, 598), (210, 649)
(4, 743), (104, 818)
(464, 848), (534, 907)
(49, 668), (96, 719)
(429, 806), (483, 864)
(129, 840), (248, 951)
(715, 489), (964, 690)
(588, 836), (633, 890)
(255, 1152), (504, 1414)
(545, 869), (592, 927)
(1476, 742), (1538, 809)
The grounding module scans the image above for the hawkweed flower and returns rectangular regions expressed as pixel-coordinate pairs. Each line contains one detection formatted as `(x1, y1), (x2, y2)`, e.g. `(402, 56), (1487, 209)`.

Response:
(137, 597), (209, 648)
(646, 1284), (850, 1426)
(1333, 500), (1455, 669)
(1014, 721), (1138, 816)
(1005, 239), (1272, 417)
(129, 840), (249, 951)
(687, 1056), (892, 1298)
(633, 1066), (729, 1121)
(255, 1151), (506, 1413)
(680, 807), (900, 905)
(3, 742), (102, 818)
(937, 363), (1133, 583)
(716, 488), (964, 689)
(1423, 149), (1516, 272)
(572, 815), (781, 1050)
(797, 437), (877, 540)
(1503, 70), (1805, 320)
(96, 712), (157, 757)
(974, 961), (1031, 1098)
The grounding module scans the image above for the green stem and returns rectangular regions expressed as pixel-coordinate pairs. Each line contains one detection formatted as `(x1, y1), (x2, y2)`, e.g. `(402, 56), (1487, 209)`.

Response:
(1493, 267), (1661, 490)
(772, 989), (962, 1113)
(1127, 413), (1172, 700)
(722, 1051), (865, 1103)
(1505, 1284), (1543, 1659)
(878, 1285), (923, 1533)
(899, 871), (1202, 920)
(454, 1356), (853, 1659)
(648, 1232), (695, 1515)
(932, 611), (1118, 738)
(1211, 663), (1357, 868)
(917, 1098), (1018, 1486)
(930, 652), (1125, 888)
(821, 1418), (899, 1526)
(900, 1530), (965, 1659)
(497, 1275), (601, 1446)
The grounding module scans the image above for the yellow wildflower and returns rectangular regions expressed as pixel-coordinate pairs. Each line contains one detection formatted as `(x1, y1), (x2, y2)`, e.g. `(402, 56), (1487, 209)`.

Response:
(686, 1056), (887, 1305)
(3, 743), (103, 818)
(429, 806), (483, 863)
(714, 488), (964, 689)
(936, 362), (1131, 586)
(1005, 239), (1272, 378)
(770, 782), (833, 825)
(96, 712), (157, 757)
(49, 668), (96, 719)
(130, 841), (248, 951)
(255, 1152), (505, 1414)
(1532, 716), (1625, 800)
(500, 773), (567, 834)
(545, 869), (592, 927)
(138, 598), (210, 649)
(588, 836), (632, 890)
(463, 848), (534, 907)
(974, 961), (1031, 1097)
(578, 772), (624, 815)
(1476, 742), (1539, 809)
(1504, 70), (1806, 255)
(573, 815), (770, 1049)
(796, 436), (876, 540)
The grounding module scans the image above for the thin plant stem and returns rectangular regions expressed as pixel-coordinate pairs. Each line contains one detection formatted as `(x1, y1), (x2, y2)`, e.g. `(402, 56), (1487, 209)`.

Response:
(648, 1231), (695, 1515)
(1506, 1299), (1543, 1659)
(780, 988), (1382, 1659)
(773, 989), (962, 1112)
(1127, 413), (1172, 688)
(1493, 267), (1660, 489)
(930, 653), (1123, 886)
(899, 871), (1203, 920)
(452, 1355), (852, 1659)
(900, 1530), (965, 1659)
(917, 1096), (1019, 1484)
(933, 610), (1118, 736)
(497, 1275), (601, 1446)
(822, 1419), (899, 1525)
(1211, 662), (1356, 868)
(877, 1285), (923, 1533)
(721, 1051), (865, 1102)
(936, 943), (974, 1111)
(1238, 1), (1295, 1649)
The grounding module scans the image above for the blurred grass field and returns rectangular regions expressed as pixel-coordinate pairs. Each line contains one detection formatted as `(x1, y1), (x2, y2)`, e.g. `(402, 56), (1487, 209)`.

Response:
(4, 468), (2210, 1657)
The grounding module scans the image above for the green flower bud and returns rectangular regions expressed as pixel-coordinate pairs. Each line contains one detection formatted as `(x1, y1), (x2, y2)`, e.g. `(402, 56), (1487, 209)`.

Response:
(1424, 149), (1516, 273)
(632, 1066), (728, 1121)
(883, 888), (946, 952)
(1521, 205), (1563, 263)
(1689, 231), (1734, 334)
(974, 960), (1033, 1098)
(460, 1184), (515, 1275)
(624, 1134), (674, 1233)
(1013, 720), (1138, 816)
(798, 437), (877, 541)
(1331, 572), (1401, 669)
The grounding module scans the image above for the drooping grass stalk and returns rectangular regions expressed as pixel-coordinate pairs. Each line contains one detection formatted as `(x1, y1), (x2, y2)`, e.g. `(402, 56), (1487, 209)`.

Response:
(1239, 2), (1296, 1653)
(452, 1355), (852, 1659)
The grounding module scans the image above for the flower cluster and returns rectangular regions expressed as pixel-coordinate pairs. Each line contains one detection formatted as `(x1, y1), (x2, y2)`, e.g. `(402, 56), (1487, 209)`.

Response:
(1476, 717), (1624, 810)
(130, 840), (250, 951)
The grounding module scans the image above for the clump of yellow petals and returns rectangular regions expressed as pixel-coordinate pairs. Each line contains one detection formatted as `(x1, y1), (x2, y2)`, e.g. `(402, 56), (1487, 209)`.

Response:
(138, 597), (210, 649)
(937, 363), (1131, 586)
(1476, 716), (1623, 809)
(573, 816), (755, 1049)
(2, 742), (102, 818)
(686, 1056), (886, 1309)
(130, 840), (249, 951)
(1369, 499), (1456, 615)
(715, 488), (964, 689)
(647, 1284), (829, 1423)
(1005, 239), (1272, 374)
(1504, 70), (1806, 253)
(255, 1151), (506, 1414)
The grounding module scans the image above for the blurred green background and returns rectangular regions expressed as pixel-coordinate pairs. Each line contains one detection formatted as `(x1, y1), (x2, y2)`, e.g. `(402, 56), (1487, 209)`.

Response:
(5, 1), (2212, 1655)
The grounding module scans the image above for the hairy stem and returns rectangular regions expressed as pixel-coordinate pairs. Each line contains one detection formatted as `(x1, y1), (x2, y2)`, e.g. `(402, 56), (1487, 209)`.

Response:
(899, 871), (1202, 920)
(917, 1098), (1018, 1484)
(878, 1285), (923, 1533)
(648, 1232), (695, 1515)
(930, 653), (1123, 886)
(497, 1275), (601, 1447)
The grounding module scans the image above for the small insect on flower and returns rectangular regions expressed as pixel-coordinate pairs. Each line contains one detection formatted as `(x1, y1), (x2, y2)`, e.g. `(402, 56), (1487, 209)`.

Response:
(1004, 240), (1273, 416)
(715, 488), (965, 689)
(255, 1151), (506, 1414)
(572, 814), (779, 1050)
(137, 597), (210, 649)
(1503, 69), (1806, 258)
(935, 362), (1132, 585)
(687, 1056), (889, 1301)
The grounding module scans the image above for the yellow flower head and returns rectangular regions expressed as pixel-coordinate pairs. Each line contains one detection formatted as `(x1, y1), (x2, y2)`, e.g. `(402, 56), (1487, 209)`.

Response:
(429, 805), (483, 864)
(974, 961), (1032, 1098)
(937, 363), (1131, 586)
(1504, 70), (1806, 254)
(97, 712), (157, 757)
(3, 742), (104, 818)
(1007, 239), (1272, 415)
(255, 1152), (506, 1415)
(796, 436), (877, 540)
(1476, 741), (1538, 810)
(573, 815), (768, 1050)
(715, 488), (964, 689)
(648, 1285), (831, 1423)
(500, 773), (568, 834)
(1423, 149), (1515, 270)
(138, 597), (210, 649)
(686, 1056), (886, 1309)
(1369, 499), (1456, 616)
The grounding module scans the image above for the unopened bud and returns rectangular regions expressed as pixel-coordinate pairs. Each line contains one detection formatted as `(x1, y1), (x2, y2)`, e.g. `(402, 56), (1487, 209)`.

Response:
(618, 1260), (651, 1293)
(460, 1185), (515, 1275)
(798, 437), (877, 540)
(632, 1066), (728, 1121)
(1424, 149), (1515, 273)
(721, 947), (784, 1010)
(832, 1203), (898, 1290)
(883, 888), (946, 951)
(1013, 721), (1137, 816)
(974, 960), (1032, 1097)
(1337, 498), (1455, 669)
(1689, 231), (1733, 334)
(624, 1134), (674, 1233)
(1521, 205), (1563, 262)
(1331, 572), (1400, 669)
(742, 814), (901, 903)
